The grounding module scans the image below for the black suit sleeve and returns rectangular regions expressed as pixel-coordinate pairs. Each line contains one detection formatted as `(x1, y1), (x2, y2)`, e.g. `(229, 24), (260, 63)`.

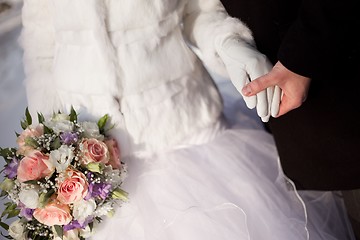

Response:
(278, 0), (358, 78)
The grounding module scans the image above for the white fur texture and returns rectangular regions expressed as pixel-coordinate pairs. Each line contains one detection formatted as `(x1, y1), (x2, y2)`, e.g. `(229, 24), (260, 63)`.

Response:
(20, 0), (254, 156)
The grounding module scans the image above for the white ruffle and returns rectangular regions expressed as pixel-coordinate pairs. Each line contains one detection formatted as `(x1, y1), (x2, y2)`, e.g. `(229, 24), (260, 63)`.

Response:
(90, 125), (353, 240)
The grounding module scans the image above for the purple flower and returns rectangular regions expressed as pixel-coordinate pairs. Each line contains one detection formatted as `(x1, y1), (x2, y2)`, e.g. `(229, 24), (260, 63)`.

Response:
(20, 208), (34, 220)
(64, 220), (82, 231)
(4, 157), (19, 179)
(85, 182), (112, 200)
(60, 132), (79, 145)
(18, 202), (34, 220)
(64, 217), (93, 231)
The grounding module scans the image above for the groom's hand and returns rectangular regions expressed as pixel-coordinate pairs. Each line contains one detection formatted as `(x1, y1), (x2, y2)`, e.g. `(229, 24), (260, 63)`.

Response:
(242, 61), (311, 117)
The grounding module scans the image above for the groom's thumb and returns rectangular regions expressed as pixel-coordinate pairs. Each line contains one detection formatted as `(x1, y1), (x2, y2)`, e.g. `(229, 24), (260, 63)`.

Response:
(241, 75), (272, 97)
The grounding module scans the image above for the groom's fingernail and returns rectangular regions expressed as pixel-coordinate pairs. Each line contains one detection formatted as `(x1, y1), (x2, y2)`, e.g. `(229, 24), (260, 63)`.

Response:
(242, 86), (252, 96)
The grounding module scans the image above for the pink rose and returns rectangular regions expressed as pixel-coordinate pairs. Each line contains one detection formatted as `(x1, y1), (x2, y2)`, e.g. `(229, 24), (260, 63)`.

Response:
(80, 138), (109, 165)
(104, 138), (121, 169)
(57, 169), (88, 204)
(16, 124), (44, 155)
(33, 200), (72, 226)
(17, 150), (53, 182)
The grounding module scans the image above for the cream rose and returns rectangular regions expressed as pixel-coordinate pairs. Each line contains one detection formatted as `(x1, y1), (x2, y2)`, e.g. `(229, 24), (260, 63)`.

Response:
(16, 124), (44, 155)
(79, 225), (93, 239)
(17, 150), (53, 182)
(79, 121), (104, 140)
(44, 113), (74, 134)
(104, 138), (121, 169)
(64, 229), (80, 240)
(19, 188), (39, 209)
(8, 219), (26, 240)
(57, 169), (88, 204)
(53, 227), (80, 240)
(80, 138), (109, 165)
(52, 113), (70, 121)
(33, 200), (72, 226)
(72, 198), (96, 224)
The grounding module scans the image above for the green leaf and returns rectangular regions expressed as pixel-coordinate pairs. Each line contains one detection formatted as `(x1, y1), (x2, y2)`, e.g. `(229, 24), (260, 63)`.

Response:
(69, 106), (78, 123)
(38, 188), (55, 208)
(1, 202), (18, 219)
(86, 162), (104, 174)
(97, 114), (109, 134)
(0, 178), (15, 192)
(111, 188), (129, 201)
(6, 209), (20, 219)
(54, 225), (63, 239)
(0, 221), (9, 230)
(0, 148), (17, 163)
(43, 125), (53, 135)
(37, 112), (45, 124)
(23, 180), (40, 185)
(24, 137), (39, 148)
(15, 132), (20, 137)
(25, 107), (32, 126)
(50, 137), (61, 150)
(5, 202), (16, 211)
(89, 221), (93, 231)
(20, 120), (28, 130)
(0, 191), (8, 198)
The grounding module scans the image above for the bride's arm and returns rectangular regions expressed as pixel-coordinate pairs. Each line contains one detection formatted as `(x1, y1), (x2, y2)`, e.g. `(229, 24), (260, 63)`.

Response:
(182, 0), (255, 77)
(19, 0), (56, 118)
(182, 0), (279, 120)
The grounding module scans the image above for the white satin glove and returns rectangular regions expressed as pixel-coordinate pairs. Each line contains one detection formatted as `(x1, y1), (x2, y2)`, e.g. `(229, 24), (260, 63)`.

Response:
(215, 35), (281, 122)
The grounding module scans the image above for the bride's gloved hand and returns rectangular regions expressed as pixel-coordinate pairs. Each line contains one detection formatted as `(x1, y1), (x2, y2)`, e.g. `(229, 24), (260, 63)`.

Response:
(215, 35), (281, 121)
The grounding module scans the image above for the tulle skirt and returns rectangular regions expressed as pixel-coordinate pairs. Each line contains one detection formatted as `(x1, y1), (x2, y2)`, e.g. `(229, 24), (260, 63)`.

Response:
(91, 125), (354, 240)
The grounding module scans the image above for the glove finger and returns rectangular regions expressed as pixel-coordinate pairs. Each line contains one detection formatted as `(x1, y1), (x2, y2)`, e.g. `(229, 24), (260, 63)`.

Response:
(243, 95), (257, 109)
(246, 57), (272, 115)
(266, 85), (274, 111)
(226, 65), (257, 109)
(261, 86), (274, 122)
(261, 114), (270, 123)
(243, 78), (257, 109)
(256, 89), (269, 117)
(270, 86), (282, 117)
(246, 57), (273, 80)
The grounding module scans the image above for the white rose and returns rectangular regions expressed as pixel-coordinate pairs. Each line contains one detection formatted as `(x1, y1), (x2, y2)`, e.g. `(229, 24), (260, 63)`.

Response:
(53, 227), (80, 240)
(79, 225), (94, 238)
(64, 229), (80, 240)
(49, 145), (74, 173)
(52, 113), (70, 121)
(44, 119), (74, 134)
(19, 188), (39, 209)
(8, 219), (26, 240)
(73, 198), (97, 224)
(79, 122), (104, 140)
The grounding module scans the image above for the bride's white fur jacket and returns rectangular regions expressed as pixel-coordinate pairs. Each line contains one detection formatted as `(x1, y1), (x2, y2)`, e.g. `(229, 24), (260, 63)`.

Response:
(20, 0), (254, 156)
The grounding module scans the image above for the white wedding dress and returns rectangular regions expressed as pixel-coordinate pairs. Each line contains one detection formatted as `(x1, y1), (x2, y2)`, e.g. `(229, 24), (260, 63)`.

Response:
(89, 76), (355, 240)
(18, 2), (354, 238)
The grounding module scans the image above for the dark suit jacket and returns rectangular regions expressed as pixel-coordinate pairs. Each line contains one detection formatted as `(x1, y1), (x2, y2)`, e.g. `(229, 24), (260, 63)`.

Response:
(221, 0), (360, 190)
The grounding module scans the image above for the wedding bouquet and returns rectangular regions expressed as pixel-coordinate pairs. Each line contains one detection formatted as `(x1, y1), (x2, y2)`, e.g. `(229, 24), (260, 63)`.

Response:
(0, 108), (128, 240)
